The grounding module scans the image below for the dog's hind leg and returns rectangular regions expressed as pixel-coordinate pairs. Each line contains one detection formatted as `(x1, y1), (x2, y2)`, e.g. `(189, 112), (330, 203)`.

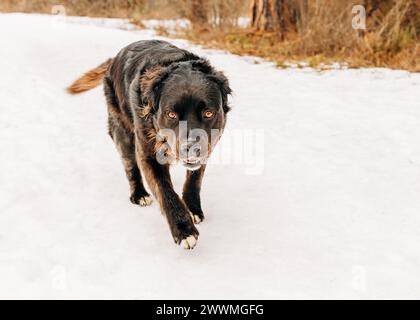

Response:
(105, 78), (152, 207)
(109, 118), (152, 207)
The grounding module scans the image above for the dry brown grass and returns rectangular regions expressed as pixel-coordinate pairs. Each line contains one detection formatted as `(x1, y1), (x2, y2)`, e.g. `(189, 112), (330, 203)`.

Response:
(0, 0), (179, 19)
(177, 0), (419, 72)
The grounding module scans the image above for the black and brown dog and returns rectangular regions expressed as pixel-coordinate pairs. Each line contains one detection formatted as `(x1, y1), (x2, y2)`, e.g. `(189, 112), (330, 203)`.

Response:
(68, 40), (231, 249)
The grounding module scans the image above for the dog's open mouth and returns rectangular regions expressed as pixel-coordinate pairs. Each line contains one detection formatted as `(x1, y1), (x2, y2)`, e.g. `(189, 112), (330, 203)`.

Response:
(182, 159), (202, 171)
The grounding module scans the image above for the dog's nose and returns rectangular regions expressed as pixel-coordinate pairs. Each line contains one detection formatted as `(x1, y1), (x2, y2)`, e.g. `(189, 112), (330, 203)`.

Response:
(180, 141), (201, 158)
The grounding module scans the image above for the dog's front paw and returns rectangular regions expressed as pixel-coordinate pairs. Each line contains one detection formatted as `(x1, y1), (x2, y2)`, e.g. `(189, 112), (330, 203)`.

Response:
(189, 211), (204, 225)
(181, 235), (198, 250)
(130, 192), (153, 207)
(171, 217), (199, 250)
(139, 195), (153, 207)
(183, 196), (205, 224)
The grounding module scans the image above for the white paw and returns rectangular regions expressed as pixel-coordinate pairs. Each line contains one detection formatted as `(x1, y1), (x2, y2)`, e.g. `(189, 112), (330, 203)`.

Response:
(189, 212), (202, 225)
(139, 196), (153, 207)
(192, 215), (202, 224)
(181, 235), (197, 250)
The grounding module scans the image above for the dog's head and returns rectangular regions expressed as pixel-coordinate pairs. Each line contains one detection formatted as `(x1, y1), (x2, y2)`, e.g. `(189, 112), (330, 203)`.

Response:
(140, 59), (231, 170)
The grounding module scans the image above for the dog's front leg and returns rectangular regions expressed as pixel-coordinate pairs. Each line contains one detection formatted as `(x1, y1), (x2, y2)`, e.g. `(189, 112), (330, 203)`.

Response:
(139, 158), (199, 249)
(183, 165), (206, 224)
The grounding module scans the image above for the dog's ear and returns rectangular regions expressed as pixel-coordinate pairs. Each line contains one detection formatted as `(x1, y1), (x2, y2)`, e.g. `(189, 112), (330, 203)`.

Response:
(192, 59), (232, 113)
(208, 71), (232, 113)
(140, 64), (177, 114)
(191, 59), (214, 74)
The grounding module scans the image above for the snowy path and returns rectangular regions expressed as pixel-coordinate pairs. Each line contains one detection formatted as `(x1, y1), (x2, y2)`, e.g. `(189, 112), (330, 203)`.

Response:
(1, 13), (420, 299)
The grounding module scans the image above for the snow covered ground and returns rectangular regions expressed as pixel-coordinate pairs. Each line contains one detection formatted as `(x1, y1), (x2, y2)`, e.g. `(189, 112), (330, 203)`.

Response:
(1, 13), (420, 299)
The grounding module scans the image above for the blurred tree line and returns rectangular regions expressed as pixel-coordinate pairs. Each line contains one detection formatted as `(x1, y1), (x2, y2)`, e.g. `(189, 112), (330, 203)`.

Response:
(249, 0), (419, 35)
(1, 0), (418, 35)
(0, 0), (247, 25)
(1, 0), (418, 70)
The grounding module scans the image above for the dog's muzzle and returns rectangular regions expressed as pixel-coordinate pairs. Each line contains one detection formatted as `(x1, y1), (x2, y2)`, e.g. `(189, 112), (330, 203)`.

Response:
(180, 141), (205, 171)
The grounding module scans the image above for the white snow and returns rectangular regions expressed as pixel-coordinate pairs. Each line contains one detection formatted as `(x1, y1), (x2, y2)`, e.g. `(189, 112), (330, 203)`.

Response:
(1, 13), (420, 299)
(65, 15), (191, 32)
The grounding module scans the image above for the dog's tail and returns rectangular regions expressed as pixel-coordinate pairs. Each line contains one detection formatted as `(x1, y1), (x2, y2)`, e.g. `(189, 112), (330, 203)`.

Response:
(67, 59), (112, 94)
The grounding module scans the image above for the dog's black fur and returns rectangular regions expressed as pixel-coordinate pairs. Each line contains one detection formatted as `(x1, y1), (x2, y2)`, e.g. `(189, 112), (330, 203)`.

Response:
(68, 40), (231, 249)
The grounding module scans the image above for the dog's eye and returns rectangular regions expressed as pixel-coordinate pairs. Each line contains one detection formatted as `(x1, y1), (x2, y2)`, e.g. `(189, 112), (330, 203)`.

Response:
(168, 111), (178, 119)
(203, 111), (214, 119)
